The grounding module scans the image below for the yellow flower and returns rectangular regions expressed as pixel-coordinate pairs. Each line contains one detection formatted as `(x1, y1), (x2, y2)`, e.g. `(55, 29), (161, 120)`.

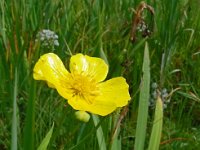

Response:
(33, 53), (131, 116)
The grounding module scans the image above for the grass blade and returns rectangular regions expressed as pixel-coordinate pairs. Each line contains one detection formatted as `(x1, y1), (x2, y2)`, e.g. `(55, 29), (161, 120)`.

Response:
(134, 42), (150, 150)
(148, 95), (163, 150)
(37, 123), (54, 150)
(23, 79), (36, 150)
(92, 115), (107, 150)
(11, 69), (18, 150)
(109, 115), (121, 150)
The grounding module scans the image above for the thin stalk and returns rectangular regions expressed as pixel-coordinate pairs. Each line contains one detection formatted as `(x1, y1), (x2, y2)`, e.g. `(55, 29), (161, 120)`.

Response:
(11, 68), (18, 150)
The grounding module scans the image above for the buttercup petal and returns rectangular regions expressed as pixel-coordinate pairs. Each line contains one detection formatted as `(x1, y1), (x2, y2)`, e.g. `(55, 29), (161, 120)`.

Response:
(33, 53), (69, 87)
(55, 79), (76, 101)
(68, 77), (130, 116)
(89, 99), (117, 116)
(69, 54), (108, 82)
(97, 77), (131, 107)
(68, 96), (117, 116)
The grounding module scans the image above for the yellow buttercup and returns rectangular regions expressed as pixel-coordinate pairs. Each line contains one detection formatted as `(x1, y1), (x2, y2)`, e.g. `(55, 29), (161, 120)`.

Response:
(33, 53), (131, 116)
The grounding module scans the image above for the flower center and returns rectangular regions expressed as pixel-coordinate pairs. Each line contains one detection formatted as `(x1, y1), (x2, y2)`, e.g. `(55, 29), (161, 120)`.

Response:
(69, 73), (99, 104)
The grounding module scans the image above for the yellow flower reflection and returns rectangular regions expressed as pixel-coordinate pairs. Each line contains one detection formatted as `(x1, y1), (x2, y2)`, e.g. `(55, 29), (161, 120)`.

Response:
(33, 53), (131, 116)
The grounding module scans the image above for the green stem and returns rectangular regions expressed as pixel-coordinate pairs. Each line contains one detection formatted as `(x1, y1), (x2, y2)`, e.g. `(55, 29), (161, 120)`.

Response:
(11, 68), (18, 150)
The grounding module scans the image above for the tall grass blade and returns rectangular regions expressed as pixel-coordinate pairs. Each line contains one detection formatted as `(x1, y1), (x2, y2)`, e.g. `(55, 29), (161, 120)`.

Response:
(11, 69), (18, 150)
(110, 128), (121, 150)
(0, 0), (7, 46)
(23, 79), (36, 150)
(92, 115), (107, 150)
(109, 114), (122, 150)
(134, 42), (150, 150)
(37, 123), (54, 150)
(148, 95), (163, 150)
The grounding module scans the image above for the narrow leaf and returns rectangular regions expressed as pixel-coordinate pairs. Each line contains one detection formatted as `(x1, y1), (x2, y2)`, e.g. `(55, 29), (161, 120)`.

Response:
(92, 115), (107, 150)
(134, 42), (150, 150)
(11, 69), (18, 150)
(148, 96), (163, 150)
(37, 123), (54, 150)
(23, 79), (36, 150)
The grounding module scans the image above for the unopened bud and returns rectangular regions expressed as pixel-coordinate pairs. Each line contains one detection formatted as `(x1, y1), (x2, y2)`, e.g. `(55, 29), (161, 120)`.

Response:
(75, 111), (90, 122)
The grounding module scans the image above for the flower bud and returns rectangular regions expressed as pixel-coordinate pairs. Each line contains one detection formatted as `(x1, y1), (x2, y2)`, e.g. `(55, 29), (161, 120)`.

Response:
(75, 111), (90, 122)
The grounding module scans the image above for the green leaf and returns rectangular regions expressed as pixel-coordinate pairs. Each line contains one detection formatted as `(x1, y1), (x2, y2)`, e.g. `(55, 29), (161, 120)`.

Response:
(148, 96), (163, 150)
(110, 114), (122, 150)
(23, 79), (36, 150)
(92, 115), (107, 150)
(11, 69), (18, 150)
(134, 42), (150, 150)
(37, 122), (54, 150)
(100, 47), (109, 65)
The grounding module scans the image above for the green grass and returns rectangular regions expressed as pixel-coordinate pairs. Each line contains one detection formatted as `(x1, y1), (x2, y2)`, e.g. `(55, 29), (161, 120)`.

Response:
(1, 0), (200, 149)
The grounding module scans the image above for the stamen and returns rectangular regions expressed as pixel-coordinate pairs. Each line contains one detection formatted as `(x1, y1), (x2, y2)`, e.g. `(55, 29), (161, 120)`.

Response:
(69, 74), (99, 104)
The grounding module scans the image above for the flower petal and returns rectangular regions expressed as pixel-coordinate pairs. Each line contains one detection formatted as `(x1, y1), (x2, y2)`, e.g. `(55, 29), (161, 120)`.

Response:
(69, 54), (108, 82)
(68, 96), (117, 116)
(96, 77), (131, 107)
(68, 77), (130, 116)
(33, 53), (69, 87)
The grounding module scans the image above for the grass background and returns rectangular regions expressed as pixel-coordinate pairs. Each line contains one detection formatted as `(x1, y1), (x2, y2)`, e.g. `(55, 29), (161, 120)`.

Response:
(0, 0), (200, 149)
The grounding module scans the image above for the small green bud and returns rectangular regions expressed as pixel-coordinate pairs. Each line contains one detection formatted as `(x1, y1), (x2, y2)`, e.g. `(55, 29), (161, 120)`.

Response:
(75, 111), (90, 122)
